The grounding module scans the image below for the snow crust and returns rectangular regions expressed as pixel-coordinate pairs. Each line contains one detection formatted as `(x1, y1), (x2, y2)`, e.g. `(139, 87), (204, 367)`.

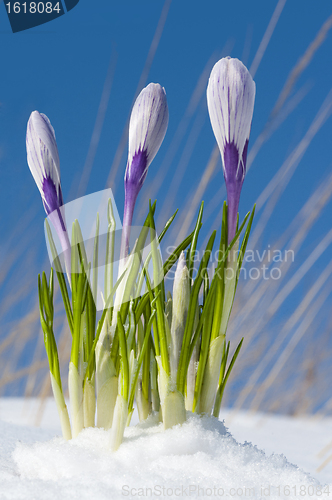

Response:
(0, 411), (321, 500)
(1, 399), (331, 499)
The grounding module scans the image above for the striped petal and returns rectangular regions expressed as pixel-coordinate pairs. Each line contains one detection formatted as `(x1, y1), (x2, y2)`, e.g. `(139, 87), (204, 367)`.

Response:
(121, 83), (168, 261)
(26, 111), (62, 214)
(207, 57), (255, 241)
(125, 83), (169, 189)
(207, 57), (255, 182)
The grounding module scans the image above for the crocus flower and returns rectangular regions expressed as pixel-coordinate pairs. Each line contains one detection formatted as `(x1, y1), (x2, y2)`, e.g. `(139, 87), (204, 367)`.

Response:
(207, 57), (255, 242)
(26, 111), (71, 277)
(121, 83), (169, 263)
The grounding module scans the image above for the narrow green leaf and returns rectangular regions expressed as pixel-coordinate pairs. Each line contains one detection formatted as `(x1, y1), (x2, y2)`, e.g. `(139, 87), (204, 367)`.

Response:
(41, 271), (52, 322)
(83, 269), (126, 385)
(213, 338), (243, 417)
(158, 209), (178, 243)
(187, 201), (204, 280)
(237, 205), (256, 286)
(117, 312), (129, 401)
(93, 213), (100, 303)
(45, 221), (73, 335)
(149, 201), (169, 376)
(210, 202), (227, 342)
(163, 230), (195, 277)
(128, 310), (155, 413)
(38, 271), (63, 391)
(177, 230), (216, 394)
(143, 267), (161, 357)
(105, 198), (116, 307)
(192, 292), (215, 411)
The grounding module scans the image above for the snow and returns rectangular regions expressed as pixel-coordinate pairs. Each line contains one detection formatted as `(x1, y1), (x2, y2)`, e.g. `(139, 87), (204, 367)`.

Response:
(0, 398), (331, 499)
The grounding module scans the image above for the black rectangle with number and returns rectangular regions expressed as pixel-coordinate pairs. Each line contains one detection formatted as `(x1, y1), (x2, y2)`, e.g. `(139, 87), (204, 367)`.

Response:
(5, 1), (65, 33)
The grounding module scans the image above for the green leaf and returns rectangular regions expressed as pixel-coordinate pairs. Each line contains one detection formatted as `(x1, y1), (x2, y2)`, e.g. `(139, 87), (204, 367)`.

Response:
(128, 310), (155, 413)
(143, 264), (161, 358)
(93, 213), (100, 303)
(210, 202), (227, 342)
(187, 201), (204, 280)
(117, 312), (129, 401)
(133, 208), (179, 307)
(37, 270), (63, 391)
(83, 269), (126, 385)
(117, 200), (157, 325)
(105, 198), (116, 307)
(213, 338), (243, 417)
(45, 220), (73, 335)
(85, 284), (96, 381)
(148, 201), (169, 376)
(237, 205), (256, 286)
(177, 230), (216, 394)
(163, 230), (195, 277)
(158, 209), (178, 243)
(41, 271), (53, 323)
(192, 292), (216, 411)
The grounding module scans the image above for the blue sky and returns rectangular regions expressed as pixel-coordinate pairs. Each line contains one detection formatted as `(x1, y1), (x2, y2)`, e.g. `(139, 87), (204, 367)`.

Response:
(0, 1), (331, 232)
(1, 1), (332, 399)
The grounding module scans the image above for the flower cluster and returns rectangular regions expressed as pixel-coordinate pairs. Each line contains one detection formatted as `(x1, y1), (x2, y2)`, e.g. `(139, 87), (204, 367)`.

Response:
(27, 57), (256, 450)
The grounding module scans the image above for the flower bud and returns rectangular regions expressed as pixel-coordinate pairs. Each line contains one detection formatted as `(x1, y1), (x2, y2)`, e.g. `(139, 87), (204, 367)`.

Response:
(26, 111), (71, 277)
(27, 111), (63, 216)
(121, 83), (168, 260)
(170, 252), (190, 381)
(207, 57), (255, 242)
(125, 83), (169, 191)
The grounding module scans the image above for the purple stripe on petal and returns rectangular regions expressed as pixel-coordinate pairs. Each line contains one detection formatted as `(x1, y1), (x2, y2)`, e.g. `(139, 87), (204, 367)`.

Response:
(223, 142), (246, 243)
(241, 139), (249, 175)
(125, 150), (148, 190)
(223, 141), (239, 181)
(121, 150), (148, 262)
(42, 176), (63, 213)
(42, 176), (66, 235)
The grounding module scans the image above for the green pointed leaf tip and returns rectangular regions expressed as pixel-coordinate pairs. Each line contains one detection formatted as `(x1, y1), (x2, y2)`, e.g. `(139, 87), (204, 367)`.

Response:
(213, 338), (244, 417)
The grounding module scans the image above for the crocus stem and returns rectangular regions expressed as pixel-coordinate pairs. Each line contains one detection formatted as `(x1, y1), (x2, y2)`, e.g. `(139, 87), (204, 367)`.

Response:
(83, 378), (96, 428)
(109, 394), (128, 452)
(226, 186), (241, 244)
(59, 229), (72, 286)
(50, 373), (72, 440)
(68, 361), (84, 438)
(49, 208), (72, 285)
(119, 190), (138, 273)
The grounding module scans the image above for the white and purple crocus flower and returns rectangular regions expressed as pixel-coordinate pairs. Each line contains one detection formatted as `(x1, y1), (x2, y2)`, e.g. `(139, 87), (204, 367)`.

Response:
(26, 111), (71, 278)
(207, 57), (256, 243)
(121, 83), (169, 263)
